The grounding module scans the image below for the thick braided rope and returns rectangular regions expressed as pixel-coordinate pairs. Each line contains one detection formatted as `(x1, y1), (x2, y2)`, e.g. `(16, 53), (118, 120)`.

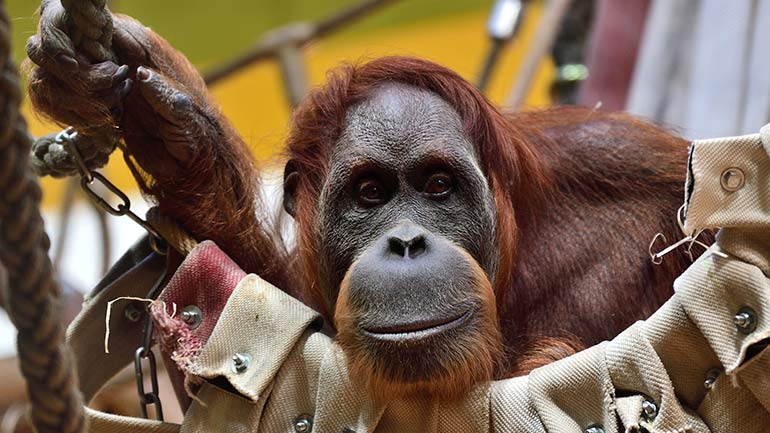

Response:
(0, 0), (86, 431)
(31, 0), (118, 177)
(60, 0), (115, 63)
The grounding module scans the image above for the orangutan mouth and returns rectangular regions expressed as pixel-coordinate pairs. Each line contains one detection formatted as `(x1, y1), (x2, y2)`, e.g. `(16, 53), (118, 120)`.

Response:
(360, 309), (472, 342)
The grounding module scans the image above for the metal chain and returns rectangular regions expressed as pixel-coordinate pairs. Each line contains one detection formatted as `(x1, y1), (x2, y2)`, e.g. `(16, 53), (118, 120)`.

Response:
(55, 127), (166, 253)
(133, 266), (168, 421)
(58, 126), (169, 418)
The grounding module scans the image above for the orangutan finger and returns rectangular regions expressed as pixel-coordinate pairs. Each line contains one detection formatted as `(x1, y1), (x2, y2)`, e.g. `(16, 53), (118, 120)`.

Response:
(26, 34), (79, 78)
(29, 0), (78, 71)
(93, 77), (133, 108)
(86, 63), (129, 91)
(28, 73), (109, 128)
(135, 67), (197, 127)
(112, 14), (155, 66)
(126, 67), (202, 166)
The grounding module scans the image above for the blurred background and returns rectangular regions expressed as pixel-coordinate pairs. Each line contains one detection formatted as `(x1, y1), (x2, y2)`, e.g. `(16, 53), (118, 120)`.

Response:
(3, 0), (770, 429)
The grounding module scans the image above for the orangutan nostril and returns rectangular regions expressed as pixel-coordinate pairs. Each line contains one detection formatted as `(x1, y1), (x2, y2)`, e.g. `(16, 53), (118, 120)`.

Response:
(406, 235), (426, 258)
(388, 237), (407, 257)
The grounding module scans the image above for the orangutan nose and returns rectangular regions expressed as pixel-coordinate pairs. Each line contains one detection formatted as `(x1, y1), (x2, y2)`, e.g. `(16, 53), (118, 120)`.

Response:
(386, 224), (428, 259)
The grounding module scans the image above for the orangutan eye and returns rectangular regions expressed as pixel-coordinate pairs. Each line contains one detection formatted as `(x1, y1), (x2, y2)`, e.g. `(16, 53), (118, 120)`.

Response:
(356, 179), (387, 206)
(423, 172), (453, 198)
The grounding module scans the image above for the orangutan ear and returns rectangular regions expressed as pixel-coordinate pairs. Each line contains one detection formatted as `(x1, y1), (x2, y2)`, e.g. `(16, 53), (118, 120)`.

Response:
(283, 159), (299, 217)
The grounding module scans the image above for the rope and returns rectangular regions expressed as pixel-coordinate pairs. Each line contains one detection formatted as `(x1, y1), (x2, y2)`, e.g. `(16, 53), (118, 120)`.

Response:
(0, 0), (86, 430)
(30, 0), (118, 177)
(147, 207), (199, 256)
(30, 131), (115, 177)
(60, 0), (115, 63)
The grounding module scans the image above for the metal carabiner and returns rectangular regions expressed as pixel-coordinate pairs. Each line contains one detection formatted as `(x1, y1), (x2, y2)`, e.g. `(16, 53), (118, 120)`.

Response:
(56, 127), (94, 183)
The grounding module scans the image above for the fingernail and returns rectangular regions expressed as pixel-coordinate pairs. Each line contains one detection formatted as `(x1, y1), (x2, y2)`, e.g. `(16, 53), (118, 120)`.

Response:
(114, 64), (130, 79)
(136, 66), (150, 81)
(57, 54), (78, 71)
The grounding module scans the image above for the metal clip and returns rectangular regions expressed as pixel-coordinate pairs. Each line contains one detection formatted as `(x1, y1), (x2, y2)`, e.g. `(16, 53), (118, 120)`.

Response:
(56, 127), (93, 182)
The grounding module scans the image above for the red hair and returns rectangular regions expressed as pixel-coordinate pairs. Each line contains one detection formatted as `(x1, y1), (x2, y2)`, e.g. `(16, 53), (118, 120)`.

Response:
(286, 56), (547, 317)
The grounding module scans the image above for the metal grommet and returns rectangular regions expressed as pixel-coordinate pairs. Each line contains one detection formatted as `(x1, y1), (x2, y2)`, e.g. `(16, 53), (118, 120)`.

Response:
(293, 415), (313, 432)
(123, 302), (144, 322)
(704, 368), (722, 390)
(641, 399), (658, 420)
(734, 306), (757, 334)
(585, 424), (605, 433)
(180, 305), (202, 329)
(231, 353), (251, 373)
(720, 167), (745, 192)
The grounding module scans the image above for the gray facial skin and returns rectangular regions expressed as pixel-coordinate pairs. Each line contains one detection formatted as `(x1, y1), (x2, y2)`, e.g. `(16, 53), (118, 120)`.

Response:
(316, 83), (498, 320)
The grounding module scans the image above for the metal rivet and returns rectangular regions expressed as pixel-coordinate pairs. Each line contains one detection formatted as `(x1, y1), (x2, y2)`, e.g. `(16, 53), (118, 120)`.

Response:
(585, 424), (605, 433)
(704, 368), (722, 389)
(232, 353), (250, 373)
(180, 305), (202, 329)
(123, 302), (144, 322)
(293, 415), (313, 432)
(734, 307), (757, 334)
(641, 399), (658, 420)
(721, 167), (745, 192)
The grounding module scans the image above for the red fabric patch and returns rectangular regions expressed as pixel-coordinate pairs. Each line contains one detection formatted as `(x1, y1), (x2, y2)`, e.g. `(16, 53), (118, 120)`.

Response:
(158, 240), (246, 345)
(151, 241), (247, 408)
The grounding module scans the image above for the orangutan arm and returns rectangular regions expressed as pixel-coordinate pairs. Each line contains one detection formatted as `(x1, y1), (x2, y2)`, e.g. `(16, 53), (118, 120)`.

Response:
(26, 12), (287, 287)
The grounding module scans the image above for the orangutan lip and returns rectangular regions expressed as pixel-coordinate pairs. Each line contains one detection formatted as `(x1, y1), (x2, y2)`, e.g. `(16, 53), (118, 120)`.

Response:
(360, 310), (471, 341)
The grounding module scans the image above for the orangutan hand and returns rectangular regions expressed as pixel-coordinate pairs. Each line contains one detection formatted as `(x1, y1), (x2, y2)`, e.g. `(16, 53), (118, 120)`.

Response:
(25, 7), (266, 280)
(120, 65), (224, 177)
(26, 39), (132, 131)
(26, 8), (232, 179)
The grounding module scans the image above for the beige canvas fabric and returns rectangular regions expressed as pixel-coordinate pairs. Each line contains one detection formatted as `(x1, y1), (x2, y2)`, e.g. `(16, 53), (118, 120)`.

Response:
(71, 125), (770, 432)
(66, 241), (166, 403)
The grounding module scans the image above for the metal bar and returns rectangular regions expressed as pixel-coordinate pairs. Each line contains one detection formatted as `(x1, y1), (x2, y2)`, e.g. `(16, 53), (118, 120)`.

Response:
(314, 0), (397, 38)
(203, 0), (397, 86)
(505, 0), (573, 107)
(477, 39), (504, 92)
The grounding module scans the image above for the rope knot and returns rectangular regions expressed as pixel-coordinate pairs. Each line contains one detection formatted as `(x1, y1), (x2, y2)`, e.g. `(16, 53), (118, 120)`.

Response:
(30, 130), (118, 178)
